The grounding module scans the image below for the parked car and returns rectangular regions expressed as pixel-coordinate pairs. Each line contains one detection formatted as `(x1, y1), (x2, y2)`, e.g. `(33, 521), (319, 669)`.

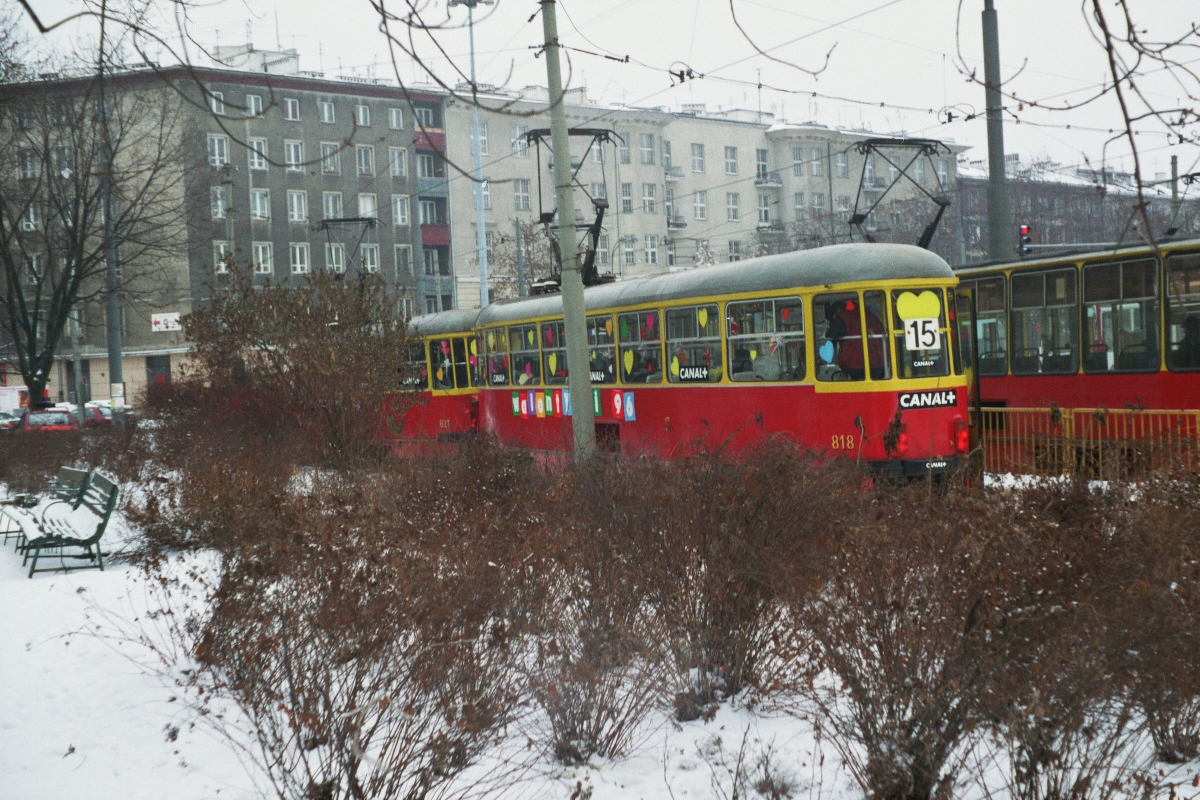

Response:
(83, 403), (113, 427)
(19, 407), (80, 433)
(0, 410), (20, 432)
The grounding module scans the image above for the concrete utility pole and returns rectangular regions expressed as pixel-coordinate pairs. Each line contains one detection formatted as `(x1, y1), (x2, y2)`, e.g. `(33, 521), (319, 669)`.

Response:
(982, 0), (1013, 262)
(450, 0), (493, 309)
(515, 219), (526, 297)
(1169, 154), (1182, 233)
(540, 0), (596, 459)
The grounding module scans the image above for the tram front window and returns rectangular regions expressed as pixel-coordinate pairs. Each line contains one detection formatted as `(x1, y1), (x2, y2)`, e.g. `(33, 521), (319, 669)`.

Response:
(815, 292), (886, 381)
(1167, 253), (1200, 370)
(430, 339), (454, 389)
(891, 288), (949, 378)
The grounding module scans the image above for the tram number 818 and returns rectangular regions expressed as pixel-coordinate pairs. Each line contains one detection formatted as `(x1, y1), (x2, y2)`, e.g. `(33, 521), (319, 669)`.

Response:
(831, 434), (856, 450)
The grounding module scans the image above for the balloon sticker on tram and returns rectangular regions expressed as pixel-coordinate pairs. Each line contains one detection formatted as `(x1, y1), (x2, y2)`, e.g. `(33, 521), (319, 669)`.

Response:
(895, 291), (941, 351)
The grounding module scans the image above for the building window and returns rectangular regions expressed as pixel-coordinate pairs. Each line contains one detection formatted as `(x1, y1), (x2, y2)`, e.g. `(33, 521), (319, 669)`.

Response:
(639, 133), (655, 165)
(248, 138), (267, 170)
(207, 134), (228, 166)
(728, 240), (742, 262)
(837, 195), (851, 212)
(392, 194), (410, 226)
(621, 183), (633, 214)
(211, 186), (228, 219)
(319, 100), (335, 123)
(252, 242), (274, 274)
(414, 106), (435, 128)
(484, 231), (495, 261)
(283, 98), (300, 120)
(247, 94), (263, 116)
(355, 103), (370, 127)
(395, 244), (413, 275)
(290, 242), (310, 274)
(665, 187), (675, 221)
(726, 192), (740, 222)
(758, 194), (771, 223)
(693, 190), (708, 221)
(914, 160), (926, 184)
(18, 150), (36, 180)
(622, 235), (636, 266)
(888, 165), (899, 184)
(209, 90), (225, 115)
(864, 156), (876, 183)
(812, 147), (825, 176)
(835, 152), (848, 178)
(642, 183), (657, 214)
(476, 121), (489, 155)
(756, 149), (769, 180)
(597, 233), (609, 266)
(661, 139), (672, 169)
(389, 147), (407, 177)
(23, 253), (40, 283)
(362, 244), (380, 273)
(321, 142), (340, 174)
(811, 192), (825, 214)
(691, 142), (705, 173)
(619, 136), (631, 164)
(287, 190), (308, 223)
(423, 248), (441, 276)
(388, 107), (404, 129)
(644, 234), (659, 265)
(793, 146), (804, 176)
(793, 192), (805, 221)
(419, 199), (437, 225)
(589, 140), (603, 163)
(284, 140), (304, 171)
(589, 182), (607, 200)
(358, 193), (378, 220)
(250, 188), (270, 220)
(213, 241), (231, 273)
(356, 145), (375, 176)
(323, 191), (343, 220)
(514, 178), (531, 211)
(937, 159), (949, 185)
(725, 146), (738, 175)
(417, 153), (436, 178)
(326, 242), (346, 273)
(512, 125), (528, 157)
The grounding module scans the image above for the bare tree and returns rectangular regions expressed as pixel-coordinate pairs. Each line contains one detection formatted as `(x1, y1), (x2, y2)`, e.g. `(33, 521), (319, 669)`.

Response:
(0, 64), (186, 403)
(485, 220), (560, 301)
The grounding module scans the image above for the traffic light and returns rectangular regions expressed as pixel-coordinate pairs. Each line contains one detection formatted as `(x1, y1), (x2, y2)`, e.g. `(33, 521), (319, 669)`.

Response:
(1019, 224), (1033, 257)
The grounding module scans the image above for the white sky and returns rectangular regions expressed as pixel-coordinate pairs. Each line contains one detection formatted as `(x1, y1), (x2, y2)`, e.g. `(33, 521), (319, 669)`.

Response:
(19, 0), (1200, 188)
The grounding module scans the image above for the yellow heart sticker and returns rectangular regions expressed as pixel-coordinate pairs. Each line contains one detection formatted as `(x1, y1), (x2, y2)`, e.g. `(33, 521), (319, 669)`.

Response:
(548, 353), (557, 374)
(526, 330), (535, 346)
(605, 319), (613, 336)
(623, 349), (634, 374)
(670, 356), (680, 376)
(750, 349), (757, 360)
(591, 350), (597, 360)
(697, 308), (708, 328)
(487, 331), (495, 348)
(895, 291), (941, 320)
(470, 339), (477, 356)
(436, 368), (444, 381)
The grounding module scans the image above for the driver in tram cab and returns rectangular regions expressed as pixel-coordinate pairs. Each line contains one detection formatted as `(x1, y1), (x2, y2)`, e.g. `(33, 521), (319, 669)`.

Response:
(824, 299), (886, 380)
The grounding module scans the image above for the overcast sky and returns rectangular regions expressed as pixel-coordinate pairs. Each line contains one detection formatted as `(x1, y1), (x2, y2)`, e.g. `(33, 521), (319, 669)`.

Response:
(21, 0), (1200, 189)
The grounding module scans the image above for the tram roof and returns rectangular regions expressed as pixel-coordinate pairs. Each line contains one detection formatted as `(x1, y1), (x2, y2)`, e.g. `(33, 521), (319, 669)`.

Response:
(411, 243), (952, 335)
(953, 235), (1200, 276)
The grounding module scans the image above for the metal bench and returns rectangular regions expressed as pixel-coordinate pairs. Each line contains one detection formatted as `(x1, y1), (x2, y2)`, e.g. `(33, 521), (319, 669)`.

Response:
(1, 467), (91, 550)
(21, 472), (119, 578)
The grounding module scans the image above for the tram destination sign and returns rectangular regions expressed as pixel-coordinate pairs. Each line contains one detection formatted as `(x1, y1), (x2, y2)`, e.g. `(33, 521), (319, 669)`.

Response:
(898, 390), (958, 409)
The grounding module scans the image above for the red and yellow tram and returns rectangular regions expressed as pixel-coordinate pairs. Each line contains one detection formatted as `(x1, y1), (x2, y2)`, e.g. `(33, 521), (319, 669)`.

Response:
(390, 243), (972, 477)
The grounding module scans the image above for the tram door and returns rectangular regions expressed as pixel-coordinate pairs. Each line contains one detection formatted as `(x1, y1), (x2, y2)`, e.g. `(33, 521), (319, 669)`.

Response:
(955, 288), (984, 483)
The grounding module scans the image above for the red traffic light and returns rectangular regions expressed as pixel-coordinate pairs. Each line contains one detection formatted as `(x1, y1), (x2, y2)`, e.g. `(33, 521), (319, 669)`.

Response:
(1020, 224), (1031, 236)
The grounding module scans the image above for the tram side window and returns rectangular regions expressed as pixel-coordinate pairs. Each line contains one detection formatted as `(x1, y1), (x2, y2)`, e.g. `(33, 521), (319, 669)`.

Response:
(452, 338), (469, 388)
(814, 292), (886, 381)
(1167, 253), (1200, 371)
(588, 315), (617, 384)
(430, 338), (455, 389)
(952, 289), (971, 376)
(666, 303), (723, 383)
(726, 296), (806, 381)
(485, 328), (510, 386)
(618, 311), (663, 383)
(1010, 268), (1078, 375)
(541, 320), (569, 385)
(470, 334), (485, 386)
(961, 277), (1008, 375)
(891, 288), (947, 378)
(509, 323), (541, 386)
(404, 341), (429, 390)
(1082, 259), (1159, 373)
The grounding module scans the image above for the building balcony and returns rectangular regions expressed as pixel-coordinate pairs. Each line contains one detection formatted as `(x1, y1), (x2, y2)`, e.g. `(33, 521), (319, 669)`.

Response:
(754, 171), (783, 187)
(421, 223), (450, 247)
(417, 177), (447, 197)
(414, 129), (446, 153)
(756, 219), (785, 232)
(664, 165), (684, 181)
(667, 215), (687, 229)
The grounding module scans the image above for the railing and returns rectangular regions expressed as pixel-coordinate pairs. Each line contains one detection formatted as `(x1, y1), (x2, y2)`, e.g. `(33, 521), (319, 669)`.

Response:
(978, 407), (1200, 479)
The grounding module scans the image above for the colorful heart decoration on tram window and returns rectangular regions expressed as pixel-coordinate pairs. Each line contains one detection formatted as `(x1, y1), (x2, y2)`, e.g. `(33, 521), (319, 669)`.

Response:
(605, 318), (613, 337)
(436, 368), (444, 381)
(697, 308), (709, 328)
(525, 361), (533, 376)
(895, 291), (941, 320)
(548, 353), (557, 374)
(750, 348), (758, 360)
(527, 330), (535, 346)
(820, 341), (835, 363)
(546, 327), (554, 345)
(469, 355), (477, 367)
(670, 356), (680, 376)
(781, 307), (790, 321)
(591, 350), (597, 360)
(487, 332), (495, 349)
(623, 350), (634, 374)
(619, 318), (628, 339)
(646, 313), (656, 333)
(470, 339), (477, 355)
(441, 340), (451, 354)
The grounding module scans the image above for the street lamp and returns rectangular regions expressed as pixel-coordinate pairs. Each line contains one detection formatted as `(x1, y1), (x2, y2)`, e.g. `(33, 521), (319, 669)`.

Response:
(449, 0), (494, 309)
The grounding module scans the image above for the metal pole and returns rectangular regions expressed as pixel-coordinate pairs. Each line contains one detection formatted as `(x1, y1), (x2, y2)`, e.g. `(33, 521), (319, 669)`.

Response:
(541, 0), (596, 459)
(515, 219), (525, 297)
(613, 130), (624, 276)
(826, 141), (835, 241)
(1169, 154), (1181, 234)
(468, 4), (490, 309)
(982, 0), (1012, 261)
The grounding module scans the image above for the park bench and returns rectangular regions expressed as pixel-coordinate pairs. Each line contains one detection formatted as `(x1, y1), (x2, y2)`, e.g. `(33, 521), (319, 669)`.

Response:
(1, 466), (91, 550)
(21, 472), (119, 578)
